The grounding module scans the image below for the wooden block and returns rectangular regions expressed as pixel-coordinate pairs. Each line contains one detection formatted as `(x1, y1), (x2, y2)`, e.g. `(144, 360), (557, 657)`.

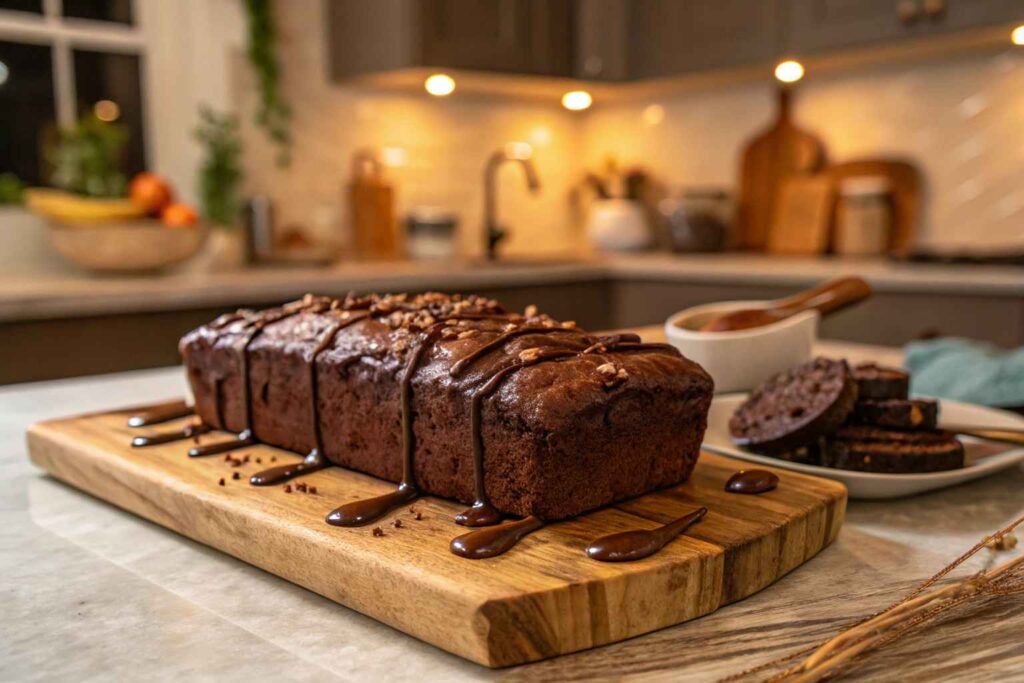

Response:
(26, 406), (847, 667)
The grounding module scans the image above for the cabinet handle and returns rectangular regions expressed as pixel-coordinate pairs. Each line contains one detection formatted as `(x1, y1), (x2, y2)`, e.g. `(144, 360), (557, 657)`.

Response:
(897, 0), (920, 25)
(922, 0), (945, 20)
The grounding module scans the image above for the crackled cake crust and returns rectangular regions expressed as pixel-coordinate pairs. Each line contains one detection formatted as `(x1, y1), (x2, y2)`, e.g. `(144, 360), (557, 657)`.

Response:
(179, 293), (714, 520)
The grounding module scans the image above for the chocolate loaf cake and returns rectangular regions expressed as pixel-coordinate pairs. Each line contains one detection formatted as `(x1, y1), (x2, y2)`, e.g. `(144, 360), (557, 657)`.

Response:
(179, 293), (713, 521)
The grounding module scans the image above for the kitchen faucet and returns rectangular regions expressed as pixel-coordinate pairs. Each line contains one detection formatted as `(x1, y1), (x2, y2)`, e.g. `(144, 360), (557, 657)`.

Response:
(483, 143), (540, 259)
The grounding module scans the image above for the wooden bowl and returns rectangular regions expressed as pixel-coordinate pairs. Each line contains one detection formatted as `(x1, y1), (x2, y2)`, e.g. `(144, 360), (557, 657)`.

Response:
(47, 220), (207, 273)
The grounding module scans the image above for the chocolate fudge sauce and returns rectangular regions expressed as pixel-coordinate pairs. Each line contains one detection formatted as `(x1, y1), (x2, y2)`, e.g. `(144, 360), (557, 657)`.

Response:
(132, 421), (211, 448)
(585, 507), (707, 562)
(725, 470), (779, 495)
(450, 515), (545, 559)
(250, 450), (328, 486)
(127, 400), (194, 427)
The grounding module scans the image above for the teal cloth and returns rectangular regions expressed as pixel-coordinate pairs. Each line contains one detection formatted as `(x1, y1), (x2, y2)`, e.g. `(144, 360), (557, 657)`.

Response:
(904, 338), (1024, 408)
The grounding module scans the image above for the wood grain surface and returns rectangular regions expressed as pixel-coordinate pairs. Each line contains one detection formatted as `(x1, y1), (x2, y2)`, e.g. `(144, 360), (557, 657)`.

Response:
(26, 406), (845, 668)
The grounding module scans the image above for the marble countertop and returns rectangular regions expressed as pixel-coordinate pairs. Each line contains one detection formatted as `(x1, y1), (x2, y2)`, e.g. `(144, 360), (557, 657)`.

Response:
(6, 336), (1024, 681)
(2, 253), (1022, 322)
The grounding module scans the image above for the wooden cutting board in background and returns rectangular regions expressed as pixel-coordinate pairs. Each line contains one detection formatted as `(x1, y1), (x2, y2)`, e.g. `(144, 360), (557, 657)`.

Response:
(737, 88), (826, 250)
(767, 174), (836, 255)
(27, 405), (846, 668)
(827, 160), (923, 256)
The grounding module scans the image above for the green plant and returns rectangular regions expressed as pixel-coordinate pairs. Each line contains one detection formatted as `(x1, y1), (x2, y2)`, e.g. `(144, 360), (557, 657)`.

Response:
(0, 173), (25, 205)
(47, 114), (128, 197)
(195, 106), (244, 227)
(244, 0), (291, 167)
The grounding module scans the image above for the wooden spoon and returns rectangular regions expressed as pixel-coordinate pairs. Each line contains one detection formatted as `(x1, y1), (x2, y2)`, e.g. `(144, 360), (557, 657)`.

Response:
(699, 276), (872, 333)
(942, 426), (1024, 447)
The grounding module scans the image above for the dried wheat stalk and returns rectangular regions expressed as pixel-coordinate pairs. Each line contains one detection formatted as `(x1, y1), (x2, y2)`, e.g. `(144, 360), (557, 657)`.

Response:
(722, 514), (1024, 683)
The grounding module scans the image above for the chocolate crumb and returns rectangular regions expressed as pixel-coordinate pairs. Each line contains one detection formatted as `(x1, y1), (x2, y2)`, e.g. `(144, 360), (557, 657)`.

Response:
(284, 484), (292, 493)
(224, 454), (232, 462)
(271, 456), (277, 462)
(232, 472), (240, 480)
(256, 457), (262, 464)
(372, 527), (384, 537)
(230, 459), (242, 468)
(309, 486), (317, 494)
(218, 478), (225, 486)
(296, 482), (308, 492)
(415, 512), (423, 521)
(243, 454), (250, 463)
(393, 519), (403, 529)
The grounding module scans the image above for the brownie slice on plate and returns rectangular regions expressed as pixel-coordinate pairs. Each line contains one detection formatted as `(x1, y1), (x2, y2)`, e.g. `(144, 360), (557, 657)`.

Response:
(850, 398), (938, 430)
(853, 363), (909, 400)
(729, 358), (858, 455)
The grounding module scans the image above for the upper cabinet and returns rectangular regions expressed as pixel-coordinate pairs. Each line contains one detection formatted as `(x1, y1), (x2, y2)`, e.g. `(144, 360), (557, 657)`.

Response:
(627, 0), (783, 80)
(785, 0), (1024, 54)
(327, 0), (1023, 86)
(420, 0), (573, 76)
(328, 0), (573, 80)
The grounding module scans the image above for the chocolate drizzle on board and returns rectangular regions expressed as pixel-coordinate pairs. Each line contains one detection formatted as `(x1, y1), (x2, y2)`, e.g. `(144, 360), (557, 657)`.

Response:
(585, 507), (708, 562)
(725, 469), (779, 495)
(132, 292), (711, 563)
(132, 421), (211, 447)
(450, 515), (545, 559)
(127, 400), (194, 427)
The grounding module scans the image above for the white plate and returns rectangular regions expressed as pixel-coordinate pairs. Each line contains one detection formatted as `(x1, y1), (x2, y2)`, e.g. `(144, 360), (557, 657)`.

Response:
(703, 394), (1024, 499)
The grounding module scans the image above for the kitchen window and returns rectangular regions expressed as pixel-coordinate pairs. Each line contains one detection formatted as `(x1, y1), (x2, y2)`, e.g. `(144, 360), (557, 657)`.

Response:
(0, 0), (146, 186)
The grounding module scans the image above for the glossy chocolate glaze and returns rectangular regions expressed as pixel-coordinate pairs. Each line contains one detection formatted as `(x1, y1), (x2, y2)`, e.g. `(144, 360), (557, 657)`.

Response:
(127, 400), (194, 427)
(326, 483), (419, 527)
(449, 325), (577, 377)
(132, 421), (211, 448)
(725, 469), (779, 495)
(450, 515), (545, 559)
(250, 450), (328, 486)
(586, 507), (707, 562)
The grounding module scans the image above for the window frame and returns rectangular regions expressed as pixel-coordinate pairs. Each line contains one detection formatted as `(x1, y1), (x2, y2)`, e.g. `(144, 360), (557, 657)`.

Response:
(0, 0), (147, 158)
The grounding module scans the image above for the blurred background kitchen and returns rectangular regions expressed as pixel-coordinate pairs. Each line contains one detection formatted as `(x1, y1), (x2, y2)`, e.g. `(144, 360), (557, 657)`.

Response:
(1, 0), (1023, 384)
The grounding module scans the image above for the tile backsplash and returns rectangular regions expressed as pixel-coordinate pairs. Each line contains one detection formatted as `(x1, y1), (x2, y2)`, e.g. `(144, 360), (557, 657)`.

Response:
(237, 2), (1024, 255)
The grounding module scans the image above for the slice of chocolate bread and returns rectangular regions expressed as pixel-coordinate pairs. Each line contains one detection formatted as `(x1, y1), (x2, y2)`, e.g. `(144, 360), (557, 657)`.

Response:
(853, 363), (909, 400)
(850, 398), (938, 430)
(729, 358), (858, 455)
(820, 437), (964, 473)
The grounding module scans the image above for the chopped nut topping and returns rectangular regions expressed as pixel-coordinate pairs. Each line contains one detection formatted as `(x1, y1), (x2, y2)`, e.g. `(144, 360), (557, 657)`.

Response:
(596, 362), (618, 377)
(503, 323), (518, 332)
(524, 304), (539, 318)
(519, 348), (543, 362)
(561, 320), (577, 329)
(441, 328), (459, 340)
(457, 329), (479, 340)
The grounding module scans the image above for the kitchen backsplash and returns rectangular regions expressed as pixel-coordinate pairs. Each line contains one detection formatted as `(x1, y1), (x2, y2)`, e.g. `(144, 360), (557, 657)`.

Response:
(236, 1), (1023, 255)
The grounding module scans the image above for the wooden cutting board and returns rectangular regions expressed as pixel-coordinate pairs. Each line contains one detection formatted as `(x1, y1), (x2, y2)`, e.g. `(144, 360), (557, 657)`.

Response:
(737, 87), (826, 250)
(27, 405), (846, 668)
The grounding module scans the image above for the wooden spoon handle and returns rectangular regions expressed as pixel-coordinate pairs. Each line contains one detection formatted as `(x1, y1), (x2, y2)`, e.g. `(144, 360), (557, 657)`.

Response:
(775, 276), (872, 319)
(943, 426), (1024, 447)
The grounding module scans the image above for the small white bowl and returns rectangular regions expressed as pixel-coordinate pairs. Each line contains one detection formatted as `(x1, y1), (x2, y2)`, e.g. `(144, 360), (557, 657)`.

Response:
(665, 301), (818, 393)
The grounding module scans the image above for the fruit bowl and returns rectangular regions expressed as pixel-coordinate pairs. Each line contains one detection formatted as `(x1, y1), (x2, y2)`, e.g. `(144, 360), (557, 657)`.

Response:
(47, 220), (207, 273)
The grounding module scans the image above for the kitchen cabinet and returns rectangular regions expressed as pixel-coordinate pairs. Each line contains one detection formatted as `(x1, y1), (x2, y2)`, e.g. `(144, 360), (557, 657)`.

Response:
(785, 0), (1024, 55)
(626, 0), (783, 79)
(327, 0), (573, 80)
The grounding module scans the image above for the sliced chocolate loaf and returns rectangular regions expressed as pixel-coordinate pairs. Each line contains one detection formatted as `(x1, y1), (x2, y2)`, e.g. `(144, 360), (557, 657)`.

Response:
(821, 426), (964, 473)
(179, 293), (713, 520)
(729, 357), (857, 455)
(853, 363), (909, 400)
(850, 398), (938, 430)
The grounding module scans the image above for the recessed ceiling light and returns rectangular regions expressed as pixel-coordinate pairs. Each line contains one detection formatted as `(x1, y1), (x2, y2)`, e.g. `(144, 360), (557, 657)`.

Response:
(774, 60), (805, 84)
(424, 73), (455, 97)
(561, 90), (593, 111)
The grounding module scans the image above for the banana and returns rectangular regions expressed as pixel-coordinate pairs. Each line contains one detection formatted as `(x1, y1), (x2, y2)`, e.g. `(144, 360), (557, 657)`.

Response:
(25, 188), (147, 224)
